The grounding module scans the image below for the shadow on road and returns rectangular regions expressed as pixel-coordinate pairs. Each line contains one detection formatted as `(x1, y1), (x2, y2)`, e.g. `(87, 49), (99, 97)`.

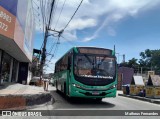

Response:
(51, 90), (115, 109)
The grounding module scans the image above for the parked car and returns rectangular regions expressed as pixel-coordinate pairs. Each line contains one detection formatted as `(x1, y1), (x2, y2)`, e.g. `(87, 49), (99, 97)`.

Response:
(29, 76), (41, 86)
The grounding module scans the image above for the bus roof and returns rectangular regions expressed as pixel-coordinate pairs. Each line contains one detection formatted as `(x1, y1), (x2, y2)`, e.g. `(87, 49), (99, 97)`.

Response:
(75, 46), (113, 51)
(55, 46), (114, 64)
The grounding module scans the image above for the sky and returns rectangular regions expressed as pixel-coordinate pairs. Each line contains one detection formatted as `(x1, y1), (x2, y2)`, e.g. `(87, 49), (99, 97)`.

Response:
(33, 0), (160, 73)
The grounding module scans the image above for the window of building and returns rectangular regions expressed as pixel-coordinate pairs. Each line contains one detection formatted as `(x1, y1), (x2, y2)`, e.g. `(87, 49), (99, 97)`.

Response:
(0, 50), (2, 68)
(0, 50), (1, 64)
(11, 59), (18, 82)
(0, 50), (2, 83)
(1, 52), (12, 83)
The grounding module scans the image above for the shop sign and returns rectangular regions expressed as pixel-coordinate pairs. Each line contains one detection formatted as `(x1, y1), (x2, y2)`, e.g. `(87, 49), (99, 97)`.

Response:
(0, 6), (16, 39)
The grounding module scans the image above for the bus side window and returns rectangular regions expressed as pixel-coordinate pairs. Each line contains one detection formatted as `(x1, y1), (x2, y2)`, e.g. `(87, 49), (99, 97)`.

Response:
(67, 56), (71, 71)
(55, 66), (57, 73)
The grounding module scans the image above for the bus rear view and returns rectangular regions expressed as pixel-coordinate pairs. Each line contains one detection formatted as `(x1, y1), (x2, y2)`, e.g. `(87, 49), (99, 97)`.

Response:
(54, 47), (117, 101)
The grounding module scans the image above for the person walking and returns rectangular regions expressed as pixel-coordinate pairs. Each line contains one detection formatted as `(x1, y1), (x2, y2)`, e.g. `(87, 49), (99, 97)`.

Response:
(43, 78), (49, 91)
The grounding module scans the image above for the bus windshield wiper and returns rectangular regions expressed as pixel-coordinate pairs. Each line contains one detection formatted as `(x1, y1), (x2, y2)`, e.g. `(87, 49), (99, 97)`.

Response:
(84, 54), (94, 64)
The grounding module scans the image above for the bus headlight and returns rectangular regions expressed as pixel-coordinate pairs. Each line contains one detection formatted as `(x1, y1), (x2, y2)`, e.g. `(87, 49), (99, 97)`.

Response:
(72, 83), (81, 88)
(109, 85), (116, 89)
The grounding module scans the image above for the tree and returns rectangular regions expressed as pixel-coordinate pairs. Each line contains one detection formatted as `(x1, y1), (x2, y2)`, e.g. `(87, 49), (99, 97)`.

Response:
(119, 49), (160, 74)
(151, 49), (160, 74)
(139, 49), (152, 72)
(139, 49), (160, 74)
(119, 62), (128, 67)
(119, 58), (139, 73)
(128, 58), (138, 68)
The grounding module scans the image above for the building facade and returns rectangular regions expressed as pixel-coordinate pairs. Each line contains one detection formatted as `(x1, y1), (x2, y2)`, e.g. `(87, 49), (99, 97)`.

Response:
(118, 67), (134, 85)
(0, 0), (35, 84)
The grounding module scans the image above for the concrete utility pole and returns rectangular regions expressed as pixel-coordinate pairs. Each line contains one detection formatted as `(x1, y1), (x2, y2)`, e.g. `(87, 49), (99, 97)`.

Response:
(40, 0), (55, 80)
(122, 54), (125, 63)
(141, 67), (143, 75)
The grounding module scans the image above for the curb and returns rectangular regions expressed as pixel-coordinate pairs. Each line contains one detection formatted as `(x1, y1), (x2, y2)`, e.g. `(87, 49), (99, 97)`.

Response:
(118, 94), (160, 104)
(0, 92), (53, 110)
(25, 93), (52, 106)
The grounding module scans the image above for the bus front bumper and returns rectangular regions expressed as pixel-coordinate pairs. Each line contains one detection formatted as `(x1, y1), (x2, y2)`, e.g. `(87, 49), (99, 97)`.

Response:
(69, 86), (116, 98)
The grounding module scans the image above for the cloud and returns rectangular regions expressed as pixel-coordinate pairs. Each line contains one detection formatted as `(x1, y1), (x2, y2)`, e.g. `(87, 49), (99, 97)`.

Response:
(62, 30), (77, 41)
(33, 0), (160, 73)
(67, 18), (97, 31)
(107, 27), (116, 36)
(34, 0), (160, 42)
(83, 13), (124, 42)
(81, 0), (160, 42)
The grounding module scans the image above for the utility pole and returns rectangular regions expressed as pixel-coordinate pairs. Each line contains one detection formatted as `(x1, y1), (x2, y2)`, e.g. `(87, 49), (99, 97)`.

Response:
(141, 67), (143, 75)
(114, 45), (115, 54)
(40, 0), (55, 80)
(122, 54), (125, 63)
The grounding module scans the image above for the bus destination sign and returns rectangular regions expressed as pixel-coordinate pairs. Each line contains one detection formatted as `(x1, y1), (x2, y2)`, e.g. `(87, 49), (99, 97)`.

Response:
(78, 47), (112, 55)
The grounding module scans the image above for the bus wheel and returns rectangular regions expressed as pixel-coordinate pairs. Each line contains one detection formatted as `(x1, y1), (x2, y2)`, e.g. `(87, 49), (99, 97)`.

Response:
(95, 98), (102, 102)
(64, 83), (66, 95)
(56, 81), (59, 92)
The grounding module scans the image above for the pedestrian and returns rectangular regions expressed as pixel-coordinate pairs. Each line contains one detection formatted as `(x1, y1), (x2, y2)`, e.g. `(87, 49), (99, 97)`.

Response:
(41, 75), (46, 91)
(43, 78), (46, 91)
(143, 89), (146, 97)
(45, 78), (49, 91)
(43, 78), (49, 91)
(126, 85), (130, 95)
(138, 89), (143, 97)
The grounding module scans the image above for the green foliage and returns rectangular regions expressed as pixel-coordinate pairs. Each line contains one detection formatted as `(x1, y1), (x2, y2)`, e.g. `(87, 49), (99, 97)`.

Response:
(119, 58), (139, 72)
(139, 49), (160, 73)
(120, 49), (160, 74)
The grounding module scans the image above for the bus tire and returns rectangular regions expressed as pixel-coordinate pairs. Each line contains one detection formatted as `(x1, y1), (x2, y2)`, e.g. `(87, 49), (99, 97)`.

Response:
(56, 81), (59, 92)
(95, 98), (102, 102)
(64, 83), (66, 95)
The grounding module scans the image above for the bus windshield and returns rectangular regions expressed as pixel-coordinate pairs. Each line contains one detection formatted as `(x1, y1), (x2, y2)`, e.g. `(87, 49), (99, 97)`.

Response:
(74, 54), (115, 79)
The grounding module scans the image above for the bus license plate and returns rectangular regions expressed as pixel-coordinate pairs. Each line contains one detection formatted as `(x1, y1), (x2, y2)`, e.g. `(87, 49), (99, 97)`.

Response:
(92, 91), (99, 95)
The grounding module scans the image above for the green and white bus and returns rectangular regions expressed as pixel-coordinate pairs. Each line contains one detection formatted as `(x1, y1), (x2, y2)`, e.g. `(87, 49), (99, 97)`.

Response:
(54, 47), (117, 100)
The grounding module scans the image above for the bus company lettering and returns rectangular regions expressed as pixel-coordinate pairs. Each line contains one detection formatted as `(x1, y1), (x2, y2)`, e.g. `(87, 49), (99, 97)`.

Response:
(80, 75), (113, 79)
(79, 48), (112, 55)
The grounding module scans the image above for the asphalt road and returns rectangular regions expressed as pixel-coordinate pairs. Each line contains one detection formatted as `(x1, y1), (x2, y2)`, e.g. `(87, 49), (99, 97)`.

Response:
(28, 89), (160, 118)
(2, 88), (160, 119)
(29, 89), (160, 110)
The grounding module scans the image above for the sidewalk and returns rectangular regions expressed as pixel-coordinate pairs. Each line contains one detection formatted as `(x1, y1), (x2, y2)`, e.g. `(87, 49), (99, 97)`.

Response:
(118, 92), (160, 105)
(0, 83), (55, 110)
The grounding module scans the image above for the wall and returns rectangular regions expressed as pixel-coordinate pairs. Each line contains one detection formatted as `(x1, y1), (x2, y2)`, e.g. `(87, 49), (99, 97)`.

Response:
(14, 0), (35, 62)
(118, 67), (134, 85)
(0, 0), (17, 39)
(0, 0), (35, 62)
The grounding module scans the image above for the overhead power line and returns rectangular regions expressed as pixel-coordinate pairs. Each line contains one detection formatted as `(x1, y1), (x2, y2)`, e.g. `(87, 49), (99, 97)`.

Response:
(43, 0), (84, 70)
(40, 0), (56, 78)
(63, 0), (84, 30)
(54, 0), (67, 29)
(51, 0), (60, 26)
(32, 0), (40, 8)
(61, 35), (77, 46)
